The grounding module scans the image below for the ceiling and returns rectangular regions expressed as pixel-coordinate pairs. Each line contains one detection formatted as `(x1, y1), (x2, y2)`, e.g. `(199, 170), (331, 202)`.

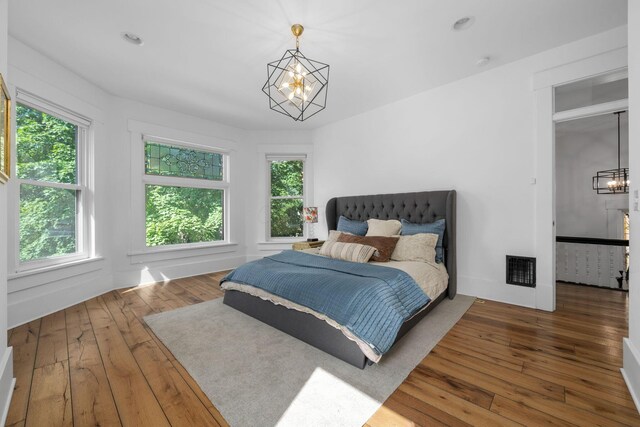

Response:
(556, 112), (629, 137)
(8, 0), (627, 130)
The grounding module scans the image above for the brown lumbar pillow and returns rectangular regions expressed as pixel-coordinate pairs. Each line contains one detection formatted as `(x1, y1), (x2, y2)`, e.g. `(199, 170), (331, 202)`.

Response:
(337, 234), (400, 262)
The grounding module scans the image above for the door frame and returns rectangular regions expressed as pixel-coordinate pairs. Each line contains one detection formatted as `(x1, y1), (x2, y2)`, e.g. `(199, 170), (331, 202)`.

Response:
(533, 47), (628, 311)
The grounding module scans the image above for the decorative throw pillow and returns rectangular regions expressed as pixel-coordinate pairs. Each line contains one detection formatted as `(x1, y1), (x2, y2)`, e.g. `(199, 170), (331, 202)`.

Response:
(401, 219), (446, 263)
(337, 216), (368, 236)
(327, 230), (345, 242)
(391, 233), (438, 263)
(366, 218), (402, 237)
(319, 241), (377, 263)
(337, 234), (399, 262)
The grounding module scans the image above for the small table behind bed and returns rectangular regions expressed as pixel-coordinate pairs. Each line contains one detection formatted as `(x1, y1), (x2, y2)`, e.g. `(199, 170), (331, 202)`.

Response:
(223, 190), (456, 369)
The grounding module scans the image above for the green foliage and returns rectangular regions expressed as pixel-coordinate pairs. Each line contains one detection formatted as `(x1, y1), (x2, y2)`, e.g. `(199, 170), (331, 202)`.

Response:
(19, 185), (77, 262)
(270, 160), (304, 237)
(17, 104), (78, 262)
(17, 104), (305, 259)
(271, 160), (303, 197)
(16, 104), (77, 183)
(145, 185), (224, 246)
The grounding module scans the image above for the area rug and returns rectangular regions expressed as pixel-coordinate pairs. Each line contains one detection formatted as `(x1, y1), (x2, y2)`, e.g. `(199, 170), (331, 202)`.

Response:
(145, 294), (475, 427)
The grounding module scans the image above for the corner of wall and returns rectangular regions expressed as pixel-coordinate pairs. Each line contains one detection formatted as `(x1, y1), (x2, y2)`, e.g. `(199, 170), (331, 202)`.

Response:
(0, 347), (14, 426)
(622, 338), (640, 412)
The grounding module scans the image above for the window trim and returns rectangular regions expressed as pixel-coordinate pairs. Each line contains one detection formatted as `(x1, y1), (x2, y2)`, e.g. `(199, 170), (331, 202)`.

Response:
(140, 134), (230, 250)
(13, 94), (93, 272)
(266, 154), (307, 241)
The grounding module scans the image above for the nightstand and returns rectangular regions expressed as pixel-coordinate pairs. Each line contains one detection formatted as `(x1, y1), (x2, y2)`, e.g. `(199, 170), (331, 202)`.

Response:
(292, 240), (325, 251)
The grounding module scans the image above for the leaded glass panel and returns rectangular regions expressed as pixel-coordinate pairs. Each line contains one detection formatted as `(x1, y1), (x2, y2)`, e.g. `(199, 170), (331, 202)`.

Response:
(145, 141), (223, 181)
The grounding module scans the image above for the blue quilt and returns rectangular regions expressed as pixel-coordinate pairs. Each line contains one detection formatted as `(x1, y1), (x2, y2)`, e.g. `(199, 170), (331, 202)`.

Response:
(221, 250), (430, 356)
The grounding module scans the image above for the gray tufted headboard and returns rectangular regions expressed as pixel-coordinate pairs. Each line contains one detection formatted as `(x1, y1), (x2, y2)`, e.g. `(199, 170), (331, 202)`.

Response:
(326, 190), (456, 299)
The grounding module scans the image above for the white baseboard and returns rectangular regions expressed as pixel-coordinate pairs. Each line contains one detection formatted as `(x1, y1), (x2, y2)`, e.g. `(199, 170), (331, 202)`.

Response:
(113, 255), (246, 289)
(622, 338), (640, 413)
(0, 347), (14, 427)
(245, 254), (267, 263)
(8, 274), (113, 329)
(457, 274), (537, 309)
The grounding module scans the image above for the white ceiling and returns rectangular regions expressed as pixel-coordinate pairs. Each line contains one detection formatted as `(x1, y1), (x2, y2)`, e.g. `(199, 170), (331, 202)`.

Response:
(556, 112), (629, 137)
(8, 0), (627, 130)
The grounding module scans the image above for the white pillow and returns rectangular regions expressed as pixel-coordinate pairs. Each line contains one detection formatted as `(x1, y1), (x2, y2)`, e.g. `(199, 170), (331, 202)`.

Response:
(391, 233), (438, 263)
(366, 219), (402, 237)
(319, 241), (377, 263)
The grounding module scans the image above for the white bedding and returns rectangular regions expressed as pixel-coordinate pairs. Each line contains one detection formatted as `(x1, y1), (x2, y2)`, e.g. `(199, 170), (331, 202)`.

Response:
(221, 249), (449, 363)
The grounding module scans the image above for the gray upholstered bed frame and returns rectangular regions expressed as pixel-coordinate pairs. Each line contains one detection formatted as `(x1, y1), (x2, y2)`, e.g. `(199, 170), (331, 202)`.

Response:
(223, 190), (457, 368)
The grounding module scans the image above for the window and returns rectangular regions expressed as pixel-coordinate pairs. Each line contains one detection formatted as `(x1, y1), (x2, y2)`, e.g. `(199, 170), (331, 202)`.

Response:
(16, 100), (90, 266)
(143, 139), (227, 247)
(268, 157), (305, 239)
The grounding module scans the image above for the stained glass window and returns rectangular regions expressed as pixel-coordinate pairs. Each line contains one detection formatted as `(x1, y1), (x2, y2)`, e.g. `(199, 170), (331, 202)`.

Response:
(145, 141), (223, 181)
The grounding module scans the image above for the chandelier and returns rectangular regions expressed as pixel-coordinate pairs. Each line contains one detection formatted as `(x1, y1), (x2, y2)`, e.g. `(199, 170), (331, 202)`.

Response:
(592, 111), (629, 194)
(262, 24), (329, 122)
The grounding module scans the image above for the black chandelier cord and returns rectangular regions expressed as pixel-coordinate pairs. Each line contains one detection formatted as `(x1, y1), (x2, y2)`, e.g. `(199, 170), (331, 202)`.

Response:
(617, 111), (621, 173)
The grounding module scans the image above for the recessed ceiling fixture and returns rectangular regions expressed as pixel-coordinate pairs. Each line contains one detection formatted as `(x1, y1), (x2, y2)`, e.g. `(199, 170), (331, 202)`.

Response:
(476, 56), (491, 67)
(452, 16), (475, 31)
(592, 111), (629, 194)
(122, 32), (144, 46)
(262, 24), (330, 122)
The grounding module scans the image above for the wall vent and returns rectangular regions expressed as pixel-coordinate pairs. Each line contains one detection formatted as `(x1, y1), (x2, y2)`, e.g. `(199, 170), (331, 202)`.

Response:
(506, 256), (536, 287)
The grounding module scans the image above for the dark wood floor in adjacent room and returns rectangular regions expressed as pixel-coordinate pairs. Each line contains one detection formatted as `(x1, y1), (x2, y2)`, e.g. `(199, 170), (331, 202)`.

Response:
(5, 278), (639, 426)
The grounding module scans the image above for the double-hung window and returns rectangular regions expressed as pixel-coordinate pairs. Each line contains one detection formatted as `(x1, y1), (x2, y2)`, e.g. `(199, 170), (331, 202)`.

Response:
(16, 97), (91, 267)
(143, 137), (227, 248)
(267, 155), (305, 239)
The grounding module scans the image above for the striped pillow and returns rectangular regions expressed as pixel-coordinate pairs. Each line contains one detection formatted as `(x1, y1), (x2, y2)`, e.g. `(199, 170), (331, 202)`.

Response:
(319, 241), (377, 263)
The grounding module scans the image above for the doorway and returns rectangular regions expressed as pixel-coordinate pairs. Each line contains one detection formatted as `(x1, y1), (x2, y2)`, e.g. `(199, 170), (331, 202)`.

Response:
(554, 73), (629, 296)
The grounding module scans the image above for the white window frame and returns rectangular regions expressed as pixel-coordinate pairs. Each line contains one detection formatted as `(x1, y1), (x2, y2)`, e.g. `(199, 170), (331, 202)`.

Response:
(266, 154), (307, 241)
(13, 91), (93, 272)
(140, 134), (230, 252)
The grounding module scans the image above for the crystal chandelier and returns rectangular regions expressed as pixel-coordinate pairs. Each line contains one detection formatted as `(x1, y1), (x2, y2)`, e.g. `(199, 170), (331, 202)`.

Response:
(262, 24), (329, 122)
(592, 111), (629, 194)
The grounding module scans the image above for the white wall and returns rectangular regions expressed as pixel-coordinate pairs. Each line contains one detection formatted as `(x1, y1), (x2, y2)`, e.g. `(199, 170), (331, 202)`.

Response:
(4, 38), (296, 327)
(623, 0), (640, 411)
(556, 116), (629, 239)
(0, 13), (632, 358)
(0, 0), (14, 422)
(108, 97), (250, 288)
(243, 129), (314, 260)
(312, 26), (627, 309)
(6, 38), (113, 328)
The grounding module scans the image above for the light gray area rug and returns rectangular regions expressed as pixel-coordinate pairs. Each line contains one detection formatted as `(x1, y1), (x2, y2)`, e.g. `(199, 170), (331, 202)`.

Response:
(145, 295), (475, 427)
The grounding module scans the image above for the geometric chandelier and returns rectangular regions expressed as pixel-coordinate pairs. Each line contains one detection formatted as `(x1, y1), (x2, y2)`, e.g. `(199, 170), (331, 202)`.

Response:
(592, 110), (629, 195)
(262, 24), (330, 122)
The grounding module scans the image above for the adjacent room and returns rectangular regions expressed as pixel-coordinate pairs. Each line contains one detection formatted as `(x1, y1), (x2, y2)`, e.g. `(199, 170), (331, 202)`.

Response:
(0, 1), (639, 426)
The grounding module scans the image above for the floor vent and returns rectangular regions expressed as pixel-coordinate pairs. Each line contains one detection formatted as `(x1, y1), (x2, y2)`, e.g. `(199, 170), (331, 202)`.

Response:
(506, 256), (536, 287)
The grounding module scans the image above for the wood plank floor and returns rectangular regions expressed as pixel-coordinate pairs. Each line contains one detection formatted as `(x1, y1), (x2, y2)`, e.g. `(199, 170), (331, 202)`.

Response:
(5, 277), (639, 426)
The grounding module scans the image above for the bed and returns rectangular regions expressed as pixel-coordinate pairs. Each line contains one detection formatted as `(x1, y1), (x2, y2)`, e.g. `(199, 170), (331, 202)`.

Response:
(222, 190), (456, 368)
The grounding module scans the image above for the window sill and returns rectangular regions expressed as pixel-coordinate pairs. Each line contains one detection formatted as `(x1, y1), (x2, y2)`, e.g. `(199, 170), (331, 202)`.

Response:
(9, 256), (105, 280)
(128, 242), (238, 256)
(258, 240), (301, 245)
(257, 240), (303, 251)
(127, 242), (240, 264)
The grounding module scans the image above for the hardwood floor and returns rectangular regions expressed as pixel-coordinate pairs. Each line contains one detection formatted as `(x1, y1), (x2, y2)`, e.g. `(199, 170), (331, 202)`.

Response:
(5, 278), (639, 426)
